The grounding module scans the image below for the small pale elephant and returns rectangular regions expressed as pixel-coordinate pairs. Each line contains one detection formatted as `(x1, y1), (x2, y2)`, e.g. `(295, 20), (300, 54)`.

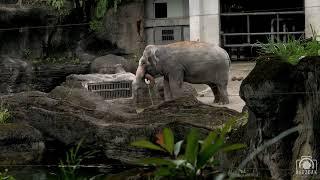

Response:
(135, 41), (231, 104)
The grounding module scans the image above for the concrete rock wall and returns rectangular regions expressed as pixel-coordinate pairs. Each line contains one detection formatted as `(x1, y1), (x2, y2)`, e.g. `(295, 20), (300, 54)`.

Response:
(100, 0), (145, 54)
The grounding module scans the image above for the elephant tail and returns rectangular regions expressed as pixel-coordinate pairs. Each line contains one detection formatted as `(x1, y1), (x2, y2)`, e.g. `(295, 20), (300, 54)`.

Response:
(218, 46), (231, 66)
(224, 50), (231, 67)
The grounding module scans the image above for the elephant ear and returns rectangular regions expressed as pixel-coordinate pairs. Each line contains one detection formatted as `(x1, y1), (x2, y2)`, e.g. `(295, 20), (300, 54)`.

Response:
(151, 47), (160, 66)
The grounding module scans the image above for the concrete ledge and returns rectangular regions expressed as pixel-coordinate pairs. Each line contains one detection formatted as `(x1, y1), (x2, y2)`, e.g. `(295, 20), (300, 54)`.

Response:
(144, 17), (189, 28)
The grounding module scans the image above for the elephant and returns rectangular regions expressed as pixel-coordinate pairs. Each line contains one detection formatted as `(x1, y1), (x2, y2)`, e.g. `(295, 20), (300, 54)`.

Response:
(135, 41), (231, 104)
(132, 76), (198, 108)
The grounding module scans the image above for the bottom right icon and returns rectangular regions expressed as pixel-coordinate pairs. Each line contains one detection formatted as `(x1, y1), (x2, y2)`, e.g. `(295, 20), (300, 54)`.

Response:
(296, 156), (318, 175)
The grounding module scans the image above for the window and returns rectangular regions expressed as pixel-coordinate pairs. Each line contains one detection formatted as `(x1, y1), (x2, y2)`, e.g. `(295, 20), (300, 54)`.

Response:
(162, 29), (174, 41)
(155, 3), (167, 18)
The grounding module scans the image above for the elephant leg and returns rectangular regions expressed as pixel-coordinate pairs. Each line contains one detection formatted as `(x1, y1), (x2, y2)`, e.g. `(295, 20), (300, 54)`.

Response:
(163, 77), (173, 101)
(209, 83), (220, 103)
(169, 72), (184, 99)
(217, 82), (229, 105)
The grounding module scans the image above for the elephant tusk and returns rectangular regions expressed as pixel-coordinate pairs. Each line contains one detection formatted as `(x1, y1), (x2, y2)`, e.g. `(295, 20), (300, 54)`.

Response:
(144, 73), (155, 88)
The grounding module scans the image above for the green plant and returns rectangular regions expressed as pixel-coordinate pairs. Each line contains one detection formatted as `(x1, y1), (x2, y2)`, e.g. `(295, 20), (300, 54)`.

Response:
(258, 35), (320, 65)
(22, 48), (32, 59)
(131, 119), (246, 179)
(0, 103), (10, 124)
(31, 57), (80, 65)
(59, 140), (97, 180)
(89, 19), (105, 32)
(48, 0), (122, 31)
(47, 0), (71, 16)
(0, 169), (15, 180)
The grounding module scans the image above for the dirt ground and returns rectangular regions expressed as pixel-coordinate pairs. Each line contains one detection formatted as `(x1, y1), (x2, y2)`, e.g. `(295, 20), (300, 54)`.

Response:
(193, 62), (256, 112)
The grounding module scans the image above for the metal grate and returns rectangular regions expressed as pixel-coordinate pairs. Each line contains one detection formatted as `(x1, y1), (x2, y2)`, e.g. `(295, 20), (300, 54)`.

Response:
(162, 29), (174, 41)
(86, 81), (132, 100)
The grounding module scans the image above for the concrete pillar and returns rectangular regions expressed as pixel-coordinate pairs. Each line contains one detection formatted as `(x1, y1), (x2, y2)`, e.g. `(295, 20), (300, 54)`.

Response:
(189, 0), (220, 45)
(305, 0), (320, 39)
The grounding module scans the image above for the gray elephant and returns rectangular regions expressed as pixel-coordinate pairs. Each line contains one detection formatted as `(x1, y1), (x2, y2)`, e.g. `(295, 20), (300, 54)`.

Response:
(132, 76), (198, 108)
(135, 41), (230, 104)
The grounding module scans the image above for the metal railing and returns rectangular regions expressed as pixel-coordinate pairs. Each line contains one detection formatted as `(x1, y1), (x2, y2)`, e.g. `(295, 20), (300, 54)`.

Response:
(220, 11), (305, 48)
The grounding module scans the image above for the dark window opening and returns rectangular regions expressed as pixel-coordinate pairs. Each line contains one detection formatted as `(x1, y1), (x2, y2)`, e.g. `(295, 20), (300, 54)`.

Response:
(162, 29), (174, 41)
(220, 0), (305, 60)
(0, 0), (18, 4)
(155, 3), (168, 18)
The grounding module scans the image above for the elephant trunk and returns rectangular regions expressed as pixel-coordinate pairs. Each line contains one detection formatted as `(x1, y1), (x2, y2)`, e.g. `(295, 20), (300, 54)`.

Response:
(135, 65), (155, 87)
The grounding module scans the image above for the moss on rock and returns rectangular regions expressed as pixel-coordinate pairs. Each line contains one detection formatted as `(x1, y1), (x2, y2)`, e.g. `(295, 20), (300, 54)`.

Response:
(0, 123), (45, 165)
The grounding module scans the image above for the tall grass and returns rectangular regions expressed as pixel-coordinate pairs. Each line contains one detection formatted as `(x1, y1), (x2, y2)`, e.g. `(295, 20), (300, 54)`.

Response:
(258, 36), (320, 65)
(58, 139), (98, 180)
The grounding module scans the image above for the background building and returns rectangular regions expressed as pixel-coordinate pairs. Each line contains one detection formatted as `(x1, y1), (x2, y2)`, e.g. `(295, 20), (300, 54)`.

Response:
(144, 0), (190, 45)
(144, 0), (320, 60)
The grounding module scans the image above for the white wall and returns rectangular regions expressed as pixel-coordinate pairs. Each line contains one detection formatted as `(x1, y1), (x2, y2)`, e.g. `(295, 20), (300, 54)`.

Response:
(183, 26), (190, 41)
(145, 0), (189, 18)
(305, 0), (320, 39)
(145, 28), (155, 45)
(167, 0), (185, 18)
(189, 0), (220, 45)
(144, 0), (154, 18)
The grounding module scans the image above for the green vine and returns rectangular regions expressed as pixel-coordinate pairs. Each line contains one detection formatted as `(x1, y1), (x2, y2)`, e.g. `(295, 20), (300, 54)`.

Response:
(95, 0), (108, 18)
(91, 0), (122, 31)
(47, 0), (71, 16)
(47, 0), (65, 10)
(47, 0), (122, 31)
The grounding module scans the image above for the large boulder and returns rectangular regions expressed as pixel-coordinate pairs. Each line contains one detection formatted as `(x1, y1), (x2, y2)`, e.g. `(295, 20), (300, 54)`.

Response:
(63, 72), (136, 106)
(64, 72), (136, 88)
(1, 85), (243, 165)
(0, 56), (90, 94)
(0, 57), (33, 94)
(31, 63), (90, 92)
(0, 123), (45, 165)
(90, 54), (137, 74)
(0, 4), (84, 59)
(240, 56), (320, 179)
(0, 7), (49, 58)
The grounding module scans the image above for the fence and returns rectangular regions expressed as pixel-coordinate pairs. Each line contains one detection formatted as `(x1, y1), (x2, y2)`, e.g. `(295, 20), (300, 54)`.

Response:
(220, 11), (305, 60)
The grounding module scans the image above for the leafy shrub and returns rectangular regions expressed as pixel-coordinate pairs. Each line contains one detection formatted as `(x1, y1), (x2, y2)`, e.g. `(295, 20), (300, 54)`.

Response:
(131, 118), (246, 179)
(0, 169), (15, 180)
(0, 104), (10, 124)
(258, 35), (320, 65)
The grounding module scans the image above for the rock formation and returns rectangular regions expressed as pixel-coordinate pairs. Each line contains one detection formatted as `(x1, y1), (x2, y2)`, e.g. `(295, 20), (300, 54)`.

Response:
(0, 84), (243, 165)
(100, 0), (145, 54)
(240, 56), (320, 179)
(90, 54), (137, 74)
